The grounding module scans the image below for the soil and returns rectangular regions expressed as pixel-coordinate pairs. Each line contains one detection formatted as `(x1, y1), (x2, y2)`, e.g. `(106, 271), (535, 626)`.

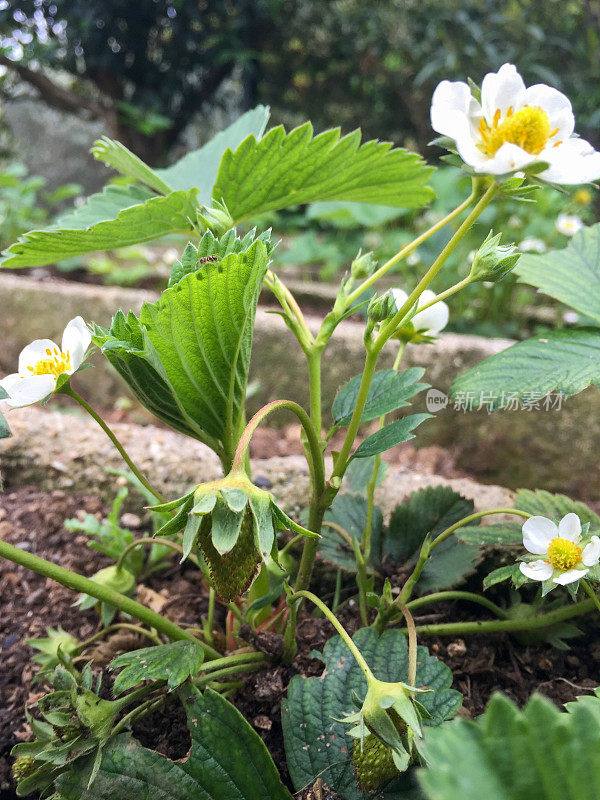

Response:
(1, 487), (599, 799)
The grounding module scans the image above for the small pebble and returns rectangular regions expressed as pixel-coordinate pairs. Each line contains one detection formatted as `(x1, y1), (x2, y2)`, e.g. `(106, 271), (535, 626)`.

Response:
(121, 513), (142, 529)
(447, 639), (467, 658)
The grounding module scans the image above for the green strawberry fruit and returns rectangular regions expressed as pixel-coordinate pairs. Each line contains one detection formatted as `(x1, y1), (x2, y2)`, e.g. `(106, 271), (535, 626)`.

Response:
(353, 735), (399, 792)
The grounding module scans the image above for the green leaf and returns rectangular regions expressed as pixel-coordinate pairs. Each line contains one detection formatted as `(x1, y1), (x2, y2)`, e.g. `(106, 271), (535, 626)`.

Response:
(282, 628), (461, 800)
(1, 189), (199, 268)
(157, 106), (271, 205)
(54, 184), (155, 229)
(95, 236), (269, 452)
(333, 368), (428, 426)
(515, 223), (600, 323)
(379, 486), (480, 593)
(454, 524), (524, 545)
(419, 690), (600, 800)
(110, 641), (205, 694)
(344, 456), (388, 495)
(321, 493), (383, 572)
(514, 489), (600, 528)
(451, 328), (600, 410)
(482, 563), (526, 590)
(0, 385), (10, 441)
(56, 686), (292, 800)
(213, 123), (434, 223)
(352, 414), (431, 459)
(91, 137), (173, 195)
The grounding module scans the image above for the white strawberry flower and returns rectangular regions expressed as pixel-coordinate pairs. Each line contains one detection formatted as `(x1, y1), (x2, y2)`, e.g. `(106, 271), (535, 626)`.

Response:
(519, 512), (600, 585)
(555, 213), (584, 237)
(0, 317), (91, 408)
(431, 63), (600, 184)
(390, 289), (449, 336)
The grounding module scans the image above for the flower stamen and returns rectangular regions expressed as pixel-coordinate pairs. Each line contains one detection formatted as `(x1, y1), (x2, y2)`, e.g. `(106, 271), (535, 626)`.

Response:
(479, 105), (556, 157)
(26, 349), (72, 378)
(546, 537), (582, 571)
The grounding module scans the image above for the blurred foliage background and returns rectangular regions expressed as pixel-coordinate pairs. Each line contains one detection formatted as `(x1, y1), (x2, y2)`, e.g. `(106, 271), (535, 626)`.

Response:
(0, 0), (598, 336)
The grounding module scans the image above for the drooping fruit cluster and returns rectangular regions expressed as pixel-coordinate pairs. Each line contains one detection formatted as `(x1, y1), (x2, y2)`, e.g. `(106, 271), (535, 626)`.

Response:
(353, 735), (398, 792)
(197, 510), (261, 602)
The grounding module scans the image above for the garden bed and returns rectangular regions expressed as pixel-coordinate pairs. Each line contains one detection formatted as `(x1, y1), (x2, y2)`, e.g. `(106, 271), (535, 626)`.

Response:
(1, 486), (598, 799)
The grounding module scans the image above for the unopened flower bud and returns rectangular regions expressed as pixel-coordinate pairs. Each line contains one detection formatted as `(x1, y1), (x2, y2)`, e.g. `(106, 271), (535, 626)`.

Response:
(367, 292), (396, 323)
(351, 250), (377, 279)
(197, 200), (234, 236)
(468, 231), (520, 283)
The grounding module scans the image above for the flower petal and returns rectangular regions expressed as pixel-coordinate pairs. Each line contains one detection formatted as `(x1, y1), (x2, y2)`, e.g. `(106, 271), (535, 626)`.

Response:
(558, 512), (582, 542)
(0, 374), (57, 407)
(481, 63), (526, 123)
(390, 288), (409, 313)
(475, 142), (537, 175)
(413, 292), (449, 333)
(520, 84), (574, 141)
(582, 535), (600, 567)
(519, 560), (553, 582)
(522, 516), (557, 554)
(539, 138), (600, 185)
(17, 339), (60, 375)
(430, 80), (478, 140)
(61, 316), (91, 372)
(553, 568), (588, 586)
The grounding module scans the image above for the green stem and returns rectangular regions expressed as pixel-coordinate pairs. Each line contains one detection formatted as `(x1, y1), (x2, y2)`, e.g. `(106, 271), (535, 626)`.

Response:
(0, 537), (219, 651)
(376, 181), (499, 347)
(199, 651), (266, 672)
(117, 536), (201, 571)
(60, 385), (165, 503)
(288, 590), (373, 679)
(415, 276), (473, 311)
(264, 269), (313, 349)
(206, 588), (216, 645)
(398, 602), (417, 688)
(231, 399), (324, 492)
(401, 508), (530, 604)
(75, 623), (162, 653)
(409, 598), (596, 637)
(581, 579), (600, 615)
(195, 661), (263, 686)
(346, 186), (479, 306)
(307, 348), (323, 440)
(405, 590), (508, 620)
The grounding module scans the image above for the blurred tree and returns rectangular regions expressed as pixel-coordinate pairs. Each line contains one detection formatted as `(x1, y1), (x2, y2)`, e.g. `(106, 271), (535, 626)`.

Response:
(0, 0), (597, 163)
(0, 0), (272, 163)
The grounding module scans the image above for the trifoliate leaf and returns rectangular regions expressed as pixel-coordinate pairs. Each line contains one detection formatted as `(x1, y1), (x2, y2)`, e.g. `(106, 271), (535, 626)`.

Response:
(451, 328), (600, 410)
(514, 489), (600, 528)
(213, 123), (434, 223)
(56, 686), (293, 800)
(515, 223), (600, 323)
(378, 486), (481, 593)
(1, 188), (199, 268)
(110, 641), (205, 694)
(419, 690), (600, 800)
(282, 628), (461, 800)
(454, 524), (524, 545)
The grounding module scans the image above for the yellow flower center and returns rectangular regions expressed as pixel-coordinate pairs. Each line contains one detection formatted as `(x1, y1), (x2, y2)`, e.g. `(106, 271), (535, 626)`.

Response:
(26, 347), (72, 378)
(574, 189), (592, 205)
(546, 537), (582, 571)
(479, 106), (559, 157)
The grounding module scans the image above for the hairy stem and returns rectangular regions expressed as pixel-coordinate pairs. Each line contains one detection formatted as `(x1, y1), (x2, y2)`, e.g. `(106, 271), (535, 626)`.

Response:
(0, 538), (221, 652)
(60, 385), (165, 503)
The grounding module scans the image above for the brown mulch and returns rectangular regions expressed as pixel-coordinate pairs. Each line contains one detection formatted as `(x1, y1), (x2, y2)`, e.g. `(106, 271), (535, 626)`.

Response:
(0, 487), (599, 798)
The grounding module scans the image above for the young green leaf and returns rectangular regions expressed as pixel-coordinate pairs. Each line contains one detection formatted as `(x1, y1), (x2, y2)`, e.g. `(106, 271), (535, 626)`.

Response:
(157, 105), (271, 204)
(110, 641), (205, 694)
(56, 686), (293, 800)
(96, 237), (269, 454)
(91, 137), (173, 195)
(514, 223), (600, 323)
(332, 368), (428, 426)
(352, 413), (431, 459)
(482, 563), (525, 590)
(1, 189), (199, 268)
(419, 690), (600, 800)
(213, 123), (434, 223)
(282, 628), (461, 800)
(452, 328), (600, 410)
